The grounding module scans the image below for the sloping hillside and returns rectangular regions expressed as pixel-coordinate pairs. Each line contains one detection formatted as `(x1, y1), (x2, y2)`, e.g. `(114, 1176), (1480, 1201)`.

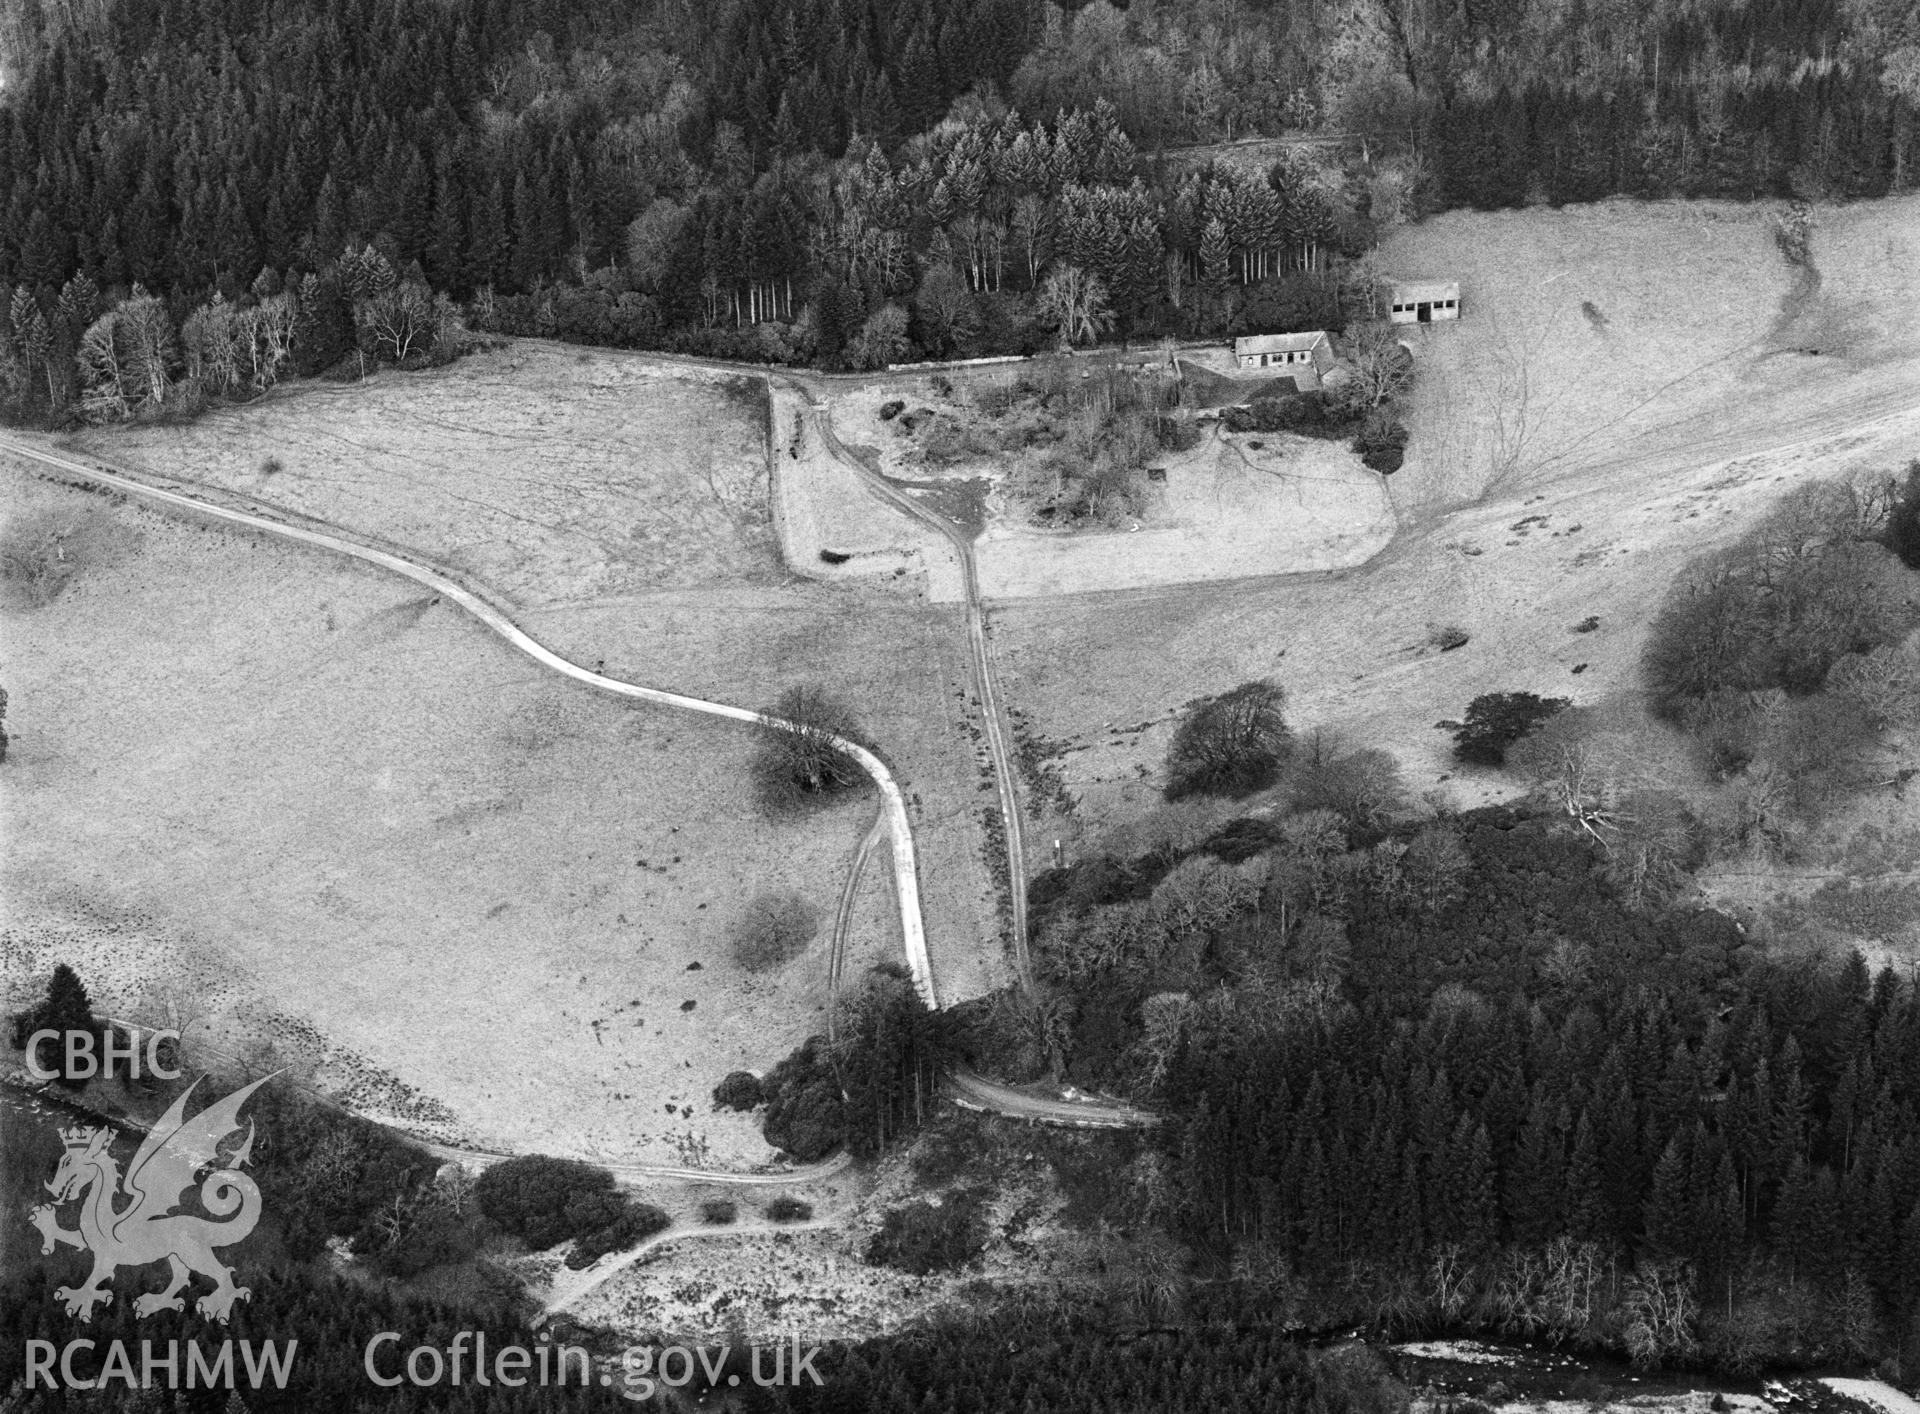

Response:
(995, 195), (1920, 850)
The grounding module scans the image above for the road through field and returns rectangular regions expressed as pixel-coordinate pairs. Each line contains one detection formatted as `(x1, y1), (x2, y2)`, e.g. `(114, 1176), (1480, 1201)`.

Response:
(798, 387), (1035, 994)
(0, 430), (933, 1018)
(1, 430), (1153, 1137)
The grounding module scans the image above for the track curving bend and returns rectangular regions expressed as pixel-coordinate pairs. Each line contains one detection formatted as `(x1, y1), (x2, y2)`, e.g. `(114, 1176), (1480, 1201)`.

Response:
(3, 429), (1154, 1135)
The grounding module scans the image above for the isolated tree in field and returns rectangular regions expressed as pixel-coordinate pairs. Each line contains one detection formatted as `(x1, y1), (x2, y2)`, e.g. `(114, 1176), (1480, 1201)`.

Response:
(1036, 264), (1114, 349)
(752, 685), (868, 814)
(1165, 679), (1294, 800)
(728, 889), (822, 971)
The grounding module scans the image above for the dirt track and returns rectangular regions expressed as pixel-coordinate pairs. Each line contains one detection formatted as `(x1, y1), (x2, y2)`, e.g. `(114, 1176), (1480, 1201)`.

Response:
(804, 388), (1036, 992)
(1, 428), (1156, 1134)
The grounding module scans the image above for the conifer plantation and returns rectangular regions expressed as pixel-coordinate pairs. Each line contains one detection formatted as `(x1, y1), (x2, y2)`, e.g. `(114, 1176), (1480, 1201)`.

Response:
(3, 0), (1917, 421)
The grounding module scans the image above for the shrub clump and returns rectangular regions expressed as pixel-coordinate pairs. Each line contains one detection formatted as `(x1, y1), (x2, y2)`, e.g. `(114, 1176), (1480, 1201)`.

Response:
(1643, 479), (1916, 722)
(1352, 408), (1410, 473)
(474, 1154), (664, 1265)
(758, 1037), (847, 1161)
(727, 890), (821, 972)
(474, 1155), (611, 1248)
(1165, 680), (1294, 800)
(565, 1200), (670, 1268)
(700, 1198), (738, 1225)
(1452, 692), (1572, 767)
(865, 1190), (989, 1275)
(1153, 414), (1202, 451)
(1889, 460), (1920, 569)
(766, 1195), (813, 1222)
(712, 1070), (765, 1111)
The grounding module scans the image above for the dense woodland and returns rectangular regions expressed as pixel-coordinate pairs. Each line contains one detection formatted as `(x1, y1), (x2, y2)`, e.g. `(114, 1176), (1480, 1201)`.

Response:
(2, 0), (1919, 422)
(985, 469), (1920, 1375)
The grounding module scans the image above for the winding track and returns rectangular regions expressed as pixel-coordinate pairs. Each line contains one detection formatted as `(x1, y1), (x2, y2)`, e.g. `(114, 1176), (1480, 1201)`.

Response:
(535, 1211), (842, 1323)
(797, 390), (1161, 1129)
(3, 423), (1155, 1136)
(0, 431), (933, 1010)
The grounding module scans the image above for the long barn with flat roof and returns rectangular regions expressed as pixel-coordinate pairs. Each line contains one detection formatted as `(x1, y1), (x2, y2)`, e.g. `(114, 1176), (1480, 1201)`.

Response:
(1388, 279), (1460, 324)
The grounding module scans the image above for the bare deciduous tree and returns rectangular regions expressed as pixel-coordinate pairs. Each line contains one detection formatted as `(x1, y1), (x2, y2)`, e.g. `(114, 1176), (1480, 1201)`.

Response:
(1036, 263), (1113, 349)
(1336, 320), (1414, 410)
(1165, 679), (1293, 800)
(76, 311), (128, 420)
(355, 280), (438, 363)
(119, 287), (179, 408)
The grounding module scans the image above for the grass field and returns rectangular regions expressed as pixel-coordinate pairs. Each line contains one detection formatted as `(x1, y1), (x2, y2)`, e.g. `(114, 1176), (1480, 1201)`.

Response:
(1381, 194), (1920, 512)
(0, 471), (879, 1165)
(74, 344), (782, 607)
(990, 194), (1920, 947)
(2, 346), (1007, 1164)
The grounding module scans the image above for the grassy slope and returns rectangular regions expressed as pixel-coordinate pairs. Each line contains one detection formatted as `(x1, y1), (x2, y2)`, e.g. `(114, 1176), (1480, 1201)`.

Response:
(993, 196), (1920, 917)
(75, 345), (1005, 1010)
(0, 451), (977, 1166)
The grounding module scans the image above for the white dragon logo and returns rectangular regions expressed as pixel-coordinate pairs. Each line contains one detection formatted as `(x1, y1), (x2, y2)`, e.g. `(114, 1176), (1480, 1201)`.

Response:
(28, 1075), (270, 1323)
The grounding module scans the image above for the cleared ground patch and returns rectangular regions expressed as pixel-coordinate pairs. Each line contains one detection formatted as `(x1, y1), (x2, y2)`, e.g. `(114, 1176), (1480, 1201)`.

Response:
(767, 380), (962, 599)
(973, 426), (1390, 598)
(819, 374), (1392, 598)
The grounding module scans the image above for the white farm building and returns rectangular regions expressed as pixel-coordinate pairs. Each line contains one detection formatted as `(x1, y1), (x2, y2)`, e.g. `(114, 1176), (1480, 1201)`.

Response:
(1388, 279), (1460, 324)
(1233, 330), (1335, 389)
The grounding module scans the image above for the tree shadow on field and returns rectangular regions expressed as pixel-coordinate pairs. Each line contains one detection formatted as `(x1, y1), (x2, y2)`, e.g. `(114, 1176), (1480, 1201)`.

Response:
(0, 501), (139, 610)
